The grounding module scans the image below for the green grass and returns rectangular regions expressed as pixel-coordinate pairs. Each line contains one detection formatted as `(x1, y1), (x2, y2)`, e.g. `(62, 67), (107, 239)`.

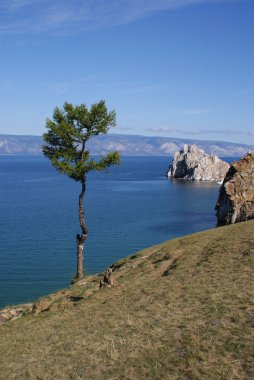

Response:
(0, 220), (254, 379)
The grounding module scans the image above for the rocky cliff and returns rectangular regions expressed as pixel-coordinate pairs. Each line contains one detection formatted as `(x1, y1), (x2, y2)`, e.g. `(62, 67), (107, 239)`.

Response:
(215, 153), (254, 225)
(167, 144), (230, 181)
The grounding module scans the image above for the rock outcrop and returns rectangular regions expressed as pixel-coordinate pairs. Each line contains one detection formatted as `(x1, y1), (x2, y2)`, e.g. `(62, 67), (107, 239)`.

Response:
(167, 144), (230, 182)
(0, 303), (33, 324)
(215, 153), (254, 225)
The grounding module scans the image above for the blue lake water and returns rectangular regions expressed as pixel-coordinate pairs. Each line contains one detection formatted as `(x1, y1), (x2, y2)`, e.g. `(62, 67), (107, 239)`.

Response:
(0, 155), (233, 308)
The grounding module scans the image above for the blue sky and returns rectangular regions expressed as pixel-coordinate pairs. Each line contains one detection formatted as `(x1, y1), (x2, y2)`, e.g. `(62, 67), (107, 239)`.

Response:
(0, 0), (253, 144)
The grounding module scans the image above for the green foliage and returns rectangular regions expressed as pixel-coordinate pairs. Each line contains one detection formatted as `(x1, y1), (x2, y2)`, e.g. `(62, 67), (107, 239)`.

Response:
(42, 100), (120, 181)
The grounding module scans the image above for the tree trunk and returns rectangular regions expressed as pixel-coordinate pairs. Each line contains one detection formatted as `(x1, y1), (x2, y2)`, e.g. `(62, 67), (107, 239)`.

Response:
(76, 177), (88, 279)
(76, 243), (84, 279)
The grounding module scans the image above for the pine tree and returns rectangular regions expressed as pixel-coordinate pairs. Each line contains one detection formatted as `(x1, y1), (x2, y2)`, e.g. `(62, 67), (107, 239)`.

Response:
(42, 100), (120, 279)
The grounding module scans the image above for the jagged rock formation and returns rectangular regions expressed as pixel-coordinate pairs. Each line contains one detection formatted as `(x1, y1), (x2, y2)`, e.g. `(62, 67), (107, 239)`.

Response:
(167, 144), (230, 181)
(215, 153), (254, 225)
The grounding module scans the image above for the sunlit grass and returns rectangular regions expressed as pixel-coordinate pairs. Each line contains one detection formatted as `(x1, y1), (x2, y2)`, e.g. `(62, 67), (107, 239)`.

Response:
(0, 220), (253, 379)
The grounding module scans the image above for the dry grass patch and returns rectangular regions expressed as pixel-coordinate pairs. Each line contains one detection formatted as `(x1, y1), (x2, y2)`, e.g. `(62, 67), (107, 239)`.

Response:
(0, 220), (253, 379)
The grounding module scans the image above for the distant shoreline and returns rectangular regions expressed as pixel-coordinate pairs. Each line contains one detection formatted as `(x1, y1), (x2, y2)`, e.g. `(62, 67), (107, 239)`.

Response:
(0, 133), (253, 157)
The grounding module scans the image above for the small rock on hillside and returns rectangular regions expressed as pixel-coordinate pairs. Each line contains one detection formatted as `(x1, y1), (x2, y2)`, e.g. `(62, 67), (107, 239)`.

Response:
(0, 303), (33, 324)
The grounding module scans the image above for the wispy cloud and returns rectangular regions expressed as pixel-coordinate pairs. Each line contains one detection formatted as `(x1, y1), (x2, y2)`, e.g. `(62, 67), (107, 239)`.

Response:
(115, 125), (134, 131)
(0, 77), (166, 96)
(1, 0), (43, 10)
(146, 127), (245, 136)
(178, 109), (210, 115)
(146, 127), (179, 133)
(184, 129), (243, 136)
(0, 0), (235, 35)
(0, 81), (20, 91)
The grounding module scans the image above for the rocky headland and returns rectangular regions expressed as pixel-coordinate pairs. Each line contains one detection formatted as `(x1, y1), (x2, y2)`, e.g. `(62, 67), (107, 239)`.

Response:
(215, 153), (254, 225)
(167, 144), (230, 182)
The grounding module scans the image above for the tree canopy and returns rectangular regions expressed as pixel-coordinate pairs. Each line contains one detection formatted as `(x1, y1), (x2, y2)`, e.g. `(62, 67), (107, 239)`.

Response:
(43, 100), (120, 181)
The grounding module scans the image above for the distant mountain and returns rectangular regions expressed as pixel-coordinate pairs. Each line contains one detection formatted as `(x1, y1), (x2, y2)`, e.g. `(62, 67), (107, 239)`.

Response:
(0, 134), (42, 154)
(0, 133), (253, 157)
(86, 134), (254, 157)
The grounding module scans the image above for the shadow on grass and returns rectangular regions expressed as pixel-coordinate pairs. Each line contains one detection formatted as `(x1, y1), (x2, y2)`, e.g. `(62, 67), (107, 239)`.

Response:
(68, 296), (84, 303)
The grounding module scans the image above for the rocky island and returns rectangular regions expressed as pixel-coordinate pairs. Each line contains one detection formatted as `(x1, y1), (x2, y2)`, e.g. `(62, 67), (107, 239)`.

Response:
(215, 153), (254, 225)
(167, 144), (230, 182)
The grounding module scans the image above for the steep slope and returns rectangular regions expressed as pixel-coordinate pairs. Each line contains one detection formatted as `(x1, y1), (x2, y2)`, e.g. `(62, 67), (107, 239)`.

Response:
(0, 220), (253, 380)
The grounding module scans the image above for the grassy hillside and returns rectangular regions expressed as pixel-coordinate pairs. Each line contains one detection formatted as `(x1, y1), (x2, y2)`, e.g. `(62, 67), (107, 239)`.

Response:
(0, 221), (253, 380)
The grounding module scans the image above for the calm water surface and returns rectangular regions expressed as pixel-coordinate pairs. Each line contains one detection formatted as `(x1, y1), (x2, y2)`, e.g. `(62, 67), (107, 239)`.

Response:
(0, 155), (231, 308)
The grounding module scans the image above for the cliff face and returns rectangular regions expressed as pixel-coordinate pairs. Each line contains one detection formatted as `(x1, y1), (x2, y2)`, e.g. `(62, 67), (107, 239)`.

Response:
(167, 144), (230, 181)
(215, 153), (254, 225)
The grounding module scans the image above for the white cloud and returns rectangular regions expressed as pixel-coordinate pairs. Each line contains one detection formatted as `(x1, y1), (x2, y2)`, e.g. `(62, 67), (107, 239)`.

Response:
(0, 0), (236, 34)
